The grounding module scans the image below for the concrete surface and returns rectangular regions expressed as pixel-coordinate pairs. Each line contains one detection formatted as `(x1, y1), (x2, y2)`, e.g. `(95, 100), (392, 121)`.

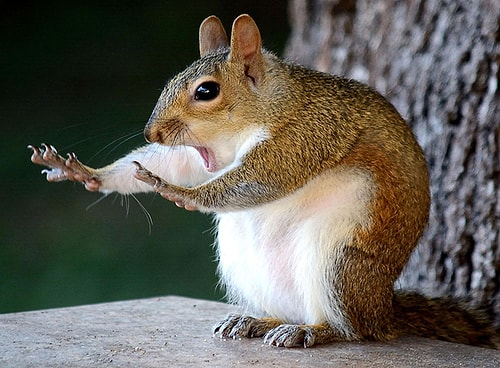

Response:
(0, 296), (498, 367)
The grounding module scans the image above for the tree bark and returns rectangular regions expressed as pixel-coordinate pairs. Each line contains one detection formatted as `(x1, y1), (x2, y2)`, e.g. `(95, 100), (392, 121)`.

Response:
(285, 0), (499, 325)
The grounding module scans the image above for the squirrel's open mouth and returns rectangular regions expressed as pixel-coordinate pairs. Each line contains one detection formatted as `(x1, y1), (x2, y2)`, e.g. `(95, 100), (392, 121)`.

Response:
(193, 146), (217, 172)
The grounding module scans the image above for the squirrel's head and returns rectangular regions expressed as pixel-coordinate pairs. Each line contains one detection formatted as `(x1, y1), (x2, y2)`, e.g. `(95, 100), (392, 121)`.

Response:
(144, 14), (273, 173)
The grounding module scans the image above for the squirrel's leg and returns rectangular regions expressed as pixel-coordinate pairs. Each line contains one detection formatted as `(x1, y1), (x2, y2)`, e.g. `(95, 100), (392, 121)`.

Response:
(29, 143), (212, 195)
(336, 246), (399, 342)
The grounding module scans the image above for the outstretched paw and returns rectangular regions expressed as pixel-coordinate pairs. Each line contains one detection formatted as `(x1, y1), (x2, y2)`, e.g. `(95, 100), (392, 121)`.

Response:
(133, 161), (197, 211)
(131, 161), (154, 186)
(213, 313), (282, 339)
(28, 143), (100, 191)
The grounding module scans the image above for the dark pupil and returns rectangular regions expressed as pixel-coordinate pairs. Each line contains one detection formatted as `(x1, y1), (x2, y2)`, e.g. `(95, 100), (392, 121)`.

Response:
(195, 81), (220, 101)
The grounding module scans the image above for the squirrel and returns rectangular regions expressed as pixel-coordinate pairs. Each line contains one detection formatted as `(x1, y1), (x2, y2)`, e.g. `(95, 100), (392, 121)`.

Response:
(29, 14), (497, 349)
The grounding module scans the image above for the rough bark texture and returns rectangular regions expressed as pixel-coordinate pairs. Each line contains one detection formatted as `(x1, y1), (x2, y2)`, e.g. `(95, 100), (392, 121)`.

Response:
(285, 0), (499, 326)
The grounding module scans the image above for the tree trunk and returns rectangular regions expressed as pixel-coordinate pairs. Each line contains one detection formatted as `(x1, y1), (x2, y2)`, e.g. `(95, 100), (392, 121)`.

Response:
(285, 0), (499, 326)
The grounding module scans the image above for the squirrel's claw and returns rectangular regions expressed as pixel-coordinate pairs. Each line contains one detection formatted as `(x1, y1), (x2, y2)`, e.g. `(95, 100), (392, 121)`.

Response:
(133, 161), (159, 187)
(29, 143), (69, 182)
(133, 160), (168, 192)
(213, 313), (243, 338)
(133, 161), (198, 211)
(213, 314), (283, 341)
(28, 144), (100, 190)
(263, 324), (317, 348)
(214, 314), (320, 347)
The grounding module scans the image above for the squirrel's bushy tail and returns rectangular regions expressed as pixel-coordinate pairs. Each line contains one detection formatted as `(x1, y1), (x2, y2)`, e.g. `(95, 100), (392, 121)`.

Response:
(393, 291), (498, 349)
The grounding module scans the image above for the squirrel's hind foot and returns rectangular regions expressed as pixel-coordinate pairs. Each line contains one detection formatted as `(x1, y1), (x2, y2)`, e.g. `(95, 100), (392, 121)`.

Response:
(213, 313), (282, 340)
(263, 322), (349, 348)
(213, 314), (343, 348)
(263, 324), (317, 348)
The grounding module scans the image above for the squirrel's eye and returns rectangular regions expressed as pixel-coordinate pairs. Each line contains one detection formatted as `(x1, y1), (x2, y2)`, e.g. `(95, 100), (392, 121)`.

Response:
(194, 81), (220, 101)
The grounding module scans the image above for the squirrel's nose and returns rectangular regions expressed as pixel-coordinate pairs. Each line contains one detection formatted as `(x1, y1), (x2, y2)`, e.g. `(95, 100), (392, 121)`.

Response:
(143, 124), (152, 143)
(143, 120), (165, 144)
(144, 113), (160, 143)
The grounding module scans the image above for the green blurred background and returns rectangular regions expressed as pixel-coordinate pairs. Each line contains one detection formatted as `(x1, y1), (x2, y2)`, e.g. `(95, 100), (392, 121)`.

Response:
(1, 1), (289, 313)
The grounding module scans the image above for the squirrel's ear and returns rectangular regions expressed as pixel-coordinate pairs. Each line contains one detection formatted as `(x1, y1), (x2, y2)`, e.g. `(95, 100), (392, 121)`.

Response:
(199, 15), (228, 57)
(229, 14), (264, 84)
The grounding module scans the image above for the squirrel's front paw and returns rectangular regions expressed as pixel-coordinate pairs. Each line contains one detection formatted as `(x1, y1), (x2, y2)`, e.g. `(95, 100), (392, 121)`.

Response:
(133, 161), (198, 211)
(28, 144), (100, 191)
(213, 313), (282, 339)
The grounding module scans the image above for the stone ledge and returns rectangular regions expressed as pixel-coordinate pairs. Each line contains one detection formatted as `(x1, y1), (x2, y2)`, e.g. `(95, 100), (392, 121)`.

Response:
(0, 296), (498, 367)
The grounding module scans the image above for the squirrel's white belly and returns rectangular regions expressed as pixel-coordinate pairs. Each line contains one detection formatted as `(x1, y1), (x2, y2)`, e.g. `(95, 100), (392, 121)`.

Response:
(215, 167), (374, 330)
